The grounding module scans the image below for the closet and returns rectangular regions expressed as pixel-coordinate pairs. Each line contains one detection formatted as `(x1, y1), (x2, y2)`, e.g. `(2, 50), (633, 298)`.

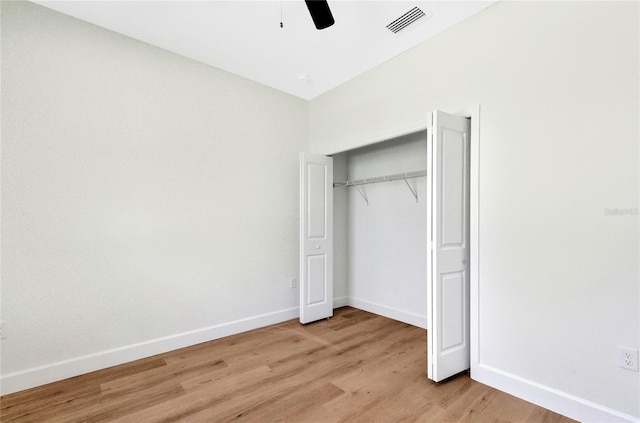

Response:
(332, 131), (429, 329)
(300, 110), (473, 382)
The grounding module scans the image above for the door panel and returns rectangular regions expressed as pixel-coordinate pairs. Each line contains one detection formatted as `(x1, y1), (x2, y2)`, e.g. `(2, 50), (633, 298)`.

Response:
(428, 110), (471, 382)
(441, 271), (465, 350)
(300, 153), (333, 324)
(441, 128), (466, 247)
(307, 163), (328, 238)
(306, 255), (327, 305)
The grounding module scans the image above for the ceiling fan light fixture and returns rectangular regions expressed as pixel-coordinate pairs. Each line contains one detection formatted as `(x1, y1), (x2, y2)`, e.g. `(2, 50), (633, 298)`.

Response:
(304, 0), (335, 30)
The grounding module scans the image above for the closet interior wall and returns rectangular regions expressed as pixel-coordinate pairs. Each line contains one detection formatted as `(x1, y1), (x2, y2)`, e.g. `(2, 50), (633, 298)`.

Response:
(332, 131), (429, 328)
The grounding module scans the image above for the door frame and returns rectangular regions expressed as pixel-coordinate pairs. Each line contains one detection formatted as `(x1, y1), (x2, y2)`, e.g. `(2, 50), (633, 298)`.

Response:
(464, 104), (480, 381)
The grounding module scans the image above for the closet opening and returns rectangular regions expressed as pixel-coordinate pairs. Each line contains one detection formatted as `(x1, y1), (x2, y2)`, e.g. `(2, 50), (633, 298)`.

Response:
(332, 131), (430, 329)
(300, 107), (479, 382)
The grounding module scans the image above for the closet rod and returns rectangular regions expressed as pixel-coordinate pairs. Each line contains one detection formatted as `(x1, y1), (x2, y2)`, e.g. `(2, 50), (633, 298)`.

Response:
(333, 169), (426, 188)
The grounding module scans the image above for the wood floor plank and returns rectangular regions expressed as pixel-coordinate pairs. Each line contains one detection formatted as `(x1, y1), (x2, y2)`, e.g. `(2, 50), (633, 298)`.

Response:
(0, 307), (577, 423)
(100, 357), (227, 395)
(224, 382), (346, 422)
(0, 382), (102, 422)
(107, 363), (276, 423)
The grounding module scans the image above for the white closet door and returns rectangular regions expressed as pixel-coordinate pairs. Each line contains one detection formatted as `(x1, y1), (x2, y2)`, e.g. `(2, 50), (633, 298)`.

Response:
(299, 153), (333, 324)
(427, 110), (471, 382)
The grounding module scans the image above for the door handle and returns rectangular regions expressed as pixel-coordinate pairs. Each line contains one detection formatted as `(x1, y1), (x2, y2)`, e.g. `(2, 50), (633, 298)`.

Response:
(315, 245), (321, 249)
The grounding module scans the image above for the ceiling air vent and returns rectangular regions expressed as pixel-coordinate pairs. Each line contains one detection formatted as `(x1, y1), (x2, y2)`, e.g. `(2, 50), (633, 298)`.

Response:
(386, 7), (426, 34)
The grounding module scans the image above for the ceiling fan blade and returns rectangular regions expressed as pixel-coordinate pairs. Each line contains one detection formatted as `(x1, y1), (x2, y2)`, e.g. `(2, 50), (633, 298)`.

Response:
(304, 0), (335, 30)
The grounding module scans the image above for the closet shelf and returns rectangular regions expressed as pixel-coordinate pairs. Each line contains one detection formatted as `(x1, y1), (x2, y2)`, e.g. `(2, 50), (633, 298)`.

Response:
(333, 169), (426, 205)
(333, 169), (426, 188)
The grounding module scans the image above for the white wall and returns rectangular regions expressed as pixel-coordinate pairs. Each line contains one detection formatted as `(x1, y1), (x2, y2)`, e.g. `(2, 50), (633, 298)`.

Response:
(310, 1), (639, 421)
(332, 153), (349, 306)
(1, 1), (308, 393)
(342, 133), (428, 327)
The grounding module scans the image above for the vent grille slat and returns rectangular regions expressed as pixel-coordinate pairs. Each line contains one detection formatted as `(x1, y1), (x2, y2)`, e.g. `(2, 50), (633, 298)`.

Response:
(386, 7), (426, 33)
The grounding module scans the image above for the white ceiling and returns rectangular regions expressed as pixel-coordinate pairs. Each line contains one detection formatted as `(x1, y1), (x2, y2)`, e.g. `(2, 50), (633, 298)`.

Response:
(33, 1), (495, 100)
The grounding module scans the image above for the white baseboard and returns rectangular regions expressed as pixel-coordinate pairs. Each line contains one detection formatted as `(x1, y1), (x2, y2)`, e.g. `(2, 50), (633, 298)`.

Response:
(346, 297), (427, 329)
(0, 306), (300, 396)
(333, 296), (349, 308)
(473, 363), (640, 423)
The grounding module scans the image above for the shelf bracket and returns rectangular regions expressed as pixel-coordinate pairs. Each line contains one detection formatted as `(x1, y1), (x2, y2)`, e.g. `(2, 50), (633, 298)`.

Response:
(353, 184), (369, 206)
(403, 177), (418, 203)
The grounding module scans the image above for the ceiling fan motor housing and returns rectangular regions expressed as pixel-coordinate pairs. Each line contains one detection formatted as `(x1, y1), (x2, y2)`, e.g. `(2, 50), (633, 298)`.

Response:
(304, 0), (335, 30)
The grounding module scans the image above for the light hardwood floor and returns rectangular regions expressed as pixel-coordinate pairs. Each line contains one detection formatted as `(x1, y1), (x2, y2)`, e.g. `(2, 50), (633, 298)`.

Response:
(1, 307), (576, 422)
